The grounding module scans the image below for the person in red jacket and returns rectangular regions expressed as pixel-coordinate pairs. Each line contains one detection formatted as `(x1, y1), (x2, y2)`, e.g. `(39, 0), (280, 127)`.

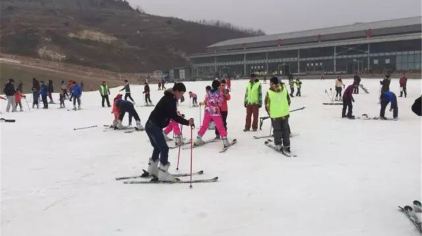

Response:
(399, 73), (408, 97)
(14, 89), (26, 112)
(215, 79), (231, 139)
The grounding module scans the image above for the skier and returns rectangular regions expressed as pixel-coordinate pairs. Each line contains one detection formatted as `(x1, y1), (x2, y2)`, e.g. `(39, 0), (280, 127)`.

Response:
(114, 95), (143, 130)
(120, 80), (134, 103)
(335, 76), (345, 101)
(59, 81), (66, 108)
(353, 72), (361, 94)
(195, 80), (231, 147)
(288, 74), (295, 97)
(71, 81), (82, 110)
(244, 74), (262, 131)
(143, 81), (153, 105)
(380, 90), (398, 120)
(32, 78), (40, 109)
(158, 81), (162, 90)
(163, 114), (185, 146)
(14, 89), (26, 112)
(189, 91), (198, 107)
(40, 81), (48, 109)
(3, 79), (16, 112)
(265, 77), (291, 153)
(380, 74), (391, 94)
(48, 80), (54, 104)
(99, 81), (111, 107)
(399, 73), (407, 98)
(215, 79), (231, 139)
(412, 96), (421, 116)
(226, 77), (232, 91)
(342, 83), (357, 119)
(144, 83), (194, 182)
(295, 78), (302, 97)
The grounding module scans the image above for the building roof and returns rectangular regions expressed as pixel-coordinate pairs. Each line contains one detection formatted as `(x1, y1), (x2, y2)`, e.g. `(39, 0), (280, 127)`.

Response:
(208, 16), (422, 49)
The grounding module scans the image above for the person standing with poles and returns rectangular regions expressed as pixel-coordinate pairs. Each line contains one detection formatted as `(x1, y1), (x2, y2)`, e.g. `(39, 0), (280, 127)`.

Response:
(40, 81), (49, 109)
(99, 81), (111, 107)
(71, 81), (82, 110)
(144, 83), (194, 182)
(120, 80), (134, 103)
(244, 74), (262, 132)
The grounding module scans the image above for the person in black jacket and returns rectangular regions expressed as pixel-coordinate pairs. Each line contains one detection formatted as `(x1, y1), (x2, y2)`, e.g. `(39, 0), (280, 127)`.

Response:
(143, 81), (153, 105)
(114, 97), (143, 130)
(48, 80), (54, 103)
(120, 80), (134, 103)
(3, 79), (16, 112)
(145, 83), (194, 182)
(32, 78), (40, 109)
(412, 96), (421, 116)
(353, 73), (361, 94)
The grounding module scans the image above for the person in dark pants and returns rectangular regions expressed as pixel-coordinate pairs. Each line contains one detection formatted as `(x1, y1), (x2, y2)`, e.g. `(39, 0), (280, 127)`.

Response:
(411, 96), (421, 116)
(3, 79), (16, 112)
(288, 75), (295, 97)
(399, 73), (407, 97)
(144, 83), (194, 182)
(295, 78), (302, 97)
(215, 79), (231, 139)
(99, 81), (111, 107)
(48, 80), (54, 103)
(189, 91), (198, 106)
(120, 80), (134, 103)
(32, 78), (40, 109)
(71, 81), (82, 110)
(114, 97), (143, 129)
(265, 77), (291, 153)
(342, 84), (357, 119)
(40, 81), (49, 109)
(353, 73), (361, 94)
(143, 81), (153, 105)
(380, 91), (398, 120)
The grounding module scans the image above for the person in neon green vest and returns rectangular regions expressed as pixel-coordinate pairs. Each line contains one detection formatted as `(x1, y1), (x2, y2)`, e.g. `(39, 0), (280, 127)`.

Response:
(244, 74), (262, 131)
(265, 77), (291, 153)
(99, 81), (111, 107)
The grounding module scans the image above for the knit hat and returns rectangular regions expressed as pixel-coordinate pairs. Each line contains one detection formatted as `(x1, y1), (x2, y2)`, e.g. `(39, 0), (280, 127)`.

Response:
(270, 77), (279, 85)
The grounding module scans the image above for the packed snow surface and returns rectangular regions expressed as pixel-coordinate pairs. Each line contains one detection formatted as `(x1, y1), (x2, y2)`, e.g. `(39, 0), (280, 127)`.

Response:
(1, 78), (421, 236)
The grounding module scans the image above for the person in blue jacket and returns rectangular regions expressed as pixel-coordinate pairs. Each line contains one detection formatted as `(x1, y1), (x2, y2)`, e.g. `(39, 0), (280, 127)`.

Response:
(71, 81), (82, 110)
(40, 81), (49, 109)
(380, 90), (398, 120)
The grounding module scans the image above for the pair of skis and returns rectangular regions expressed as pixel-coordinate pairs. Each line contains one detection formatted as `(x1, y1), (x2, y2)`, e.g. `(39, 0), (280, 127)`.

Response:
(264, 139), (297, 157)
(116, 169), (218, 184)
(398, 200), (422, 233)
(182, 138), (237, 153)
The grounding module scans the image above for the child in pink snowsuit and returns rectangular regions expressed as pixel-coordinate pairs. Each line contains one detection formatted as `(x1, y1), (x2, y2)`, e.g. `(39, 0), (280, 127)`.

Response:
(195, 80), (230, 147)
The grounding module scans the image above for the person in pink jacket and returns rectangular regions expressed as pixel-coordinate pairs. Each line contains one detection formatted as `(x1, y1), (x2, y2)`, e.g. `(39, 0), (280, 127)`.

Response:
(194, 80), (230, 147)
(215, 79), (231, 139)
(163, 112), (184, 146)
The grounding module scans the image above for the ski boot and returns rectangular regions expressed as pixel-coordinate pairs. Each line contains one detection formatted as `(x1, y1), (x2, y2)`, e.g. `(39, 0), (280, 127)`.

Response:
(174, 135), (183, 146)
(222, 137), (230, 148)
(147, 158), (159, 177)
(135, 121), (144, 131)
(158, 163), (178, 182)
(194, 136), (205, 146)
(116, 120), (124, 129)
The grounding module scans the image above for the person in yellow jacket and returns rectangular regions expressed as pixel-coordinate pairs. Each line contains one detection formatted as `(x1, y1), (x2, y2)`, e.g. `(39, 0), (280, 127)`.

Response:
(265, 77), (291, 153)
(244, 74), (262, 131)
(99, 81), (111, 107)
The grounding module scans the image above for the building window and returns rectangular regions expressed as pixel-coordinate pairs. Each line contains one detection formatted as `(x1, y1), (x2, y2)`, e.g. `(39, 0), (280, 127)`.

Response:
(385, 58), (390, 64)
(373, 59), (378, 65)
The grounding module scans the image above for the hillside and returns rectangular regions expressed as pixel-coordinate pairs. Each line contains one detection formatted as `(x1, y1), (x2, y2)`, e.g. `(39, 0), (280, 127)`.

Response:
(0, 0), (262, 73)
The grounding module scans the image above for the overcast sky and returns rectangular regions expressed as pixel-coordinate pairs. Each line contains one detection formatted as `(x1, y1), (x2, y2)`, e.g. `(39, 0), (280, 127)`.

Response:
(126, 0), (421, 34)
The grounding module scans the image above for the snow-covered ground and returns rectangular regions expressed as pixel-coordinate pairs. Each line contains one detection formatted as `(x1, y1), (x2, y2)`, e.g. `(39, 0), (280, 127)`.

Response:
(1, 78), (421, 236)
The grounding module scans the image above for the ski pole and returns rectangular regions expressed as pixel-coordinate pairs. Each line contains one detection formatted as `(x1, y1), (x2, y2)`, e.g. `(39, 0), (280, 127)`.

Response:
(189, 124), (193, 188)
(73, 125), (98, 131)
(176, 123), (183, 170)
(198, 104), (202, 130)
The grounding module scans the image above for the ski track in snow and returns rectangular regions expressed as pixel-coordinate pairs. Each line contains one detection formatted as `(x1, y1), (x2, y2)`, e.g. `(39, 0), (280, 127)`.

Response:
(1, 78), (421, 236)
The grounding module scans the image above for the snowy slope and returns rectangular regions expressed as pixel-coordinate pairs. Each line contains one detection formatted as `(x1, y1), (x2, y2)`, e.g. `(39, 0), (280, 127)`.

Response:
(1, 78), (421, 236)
